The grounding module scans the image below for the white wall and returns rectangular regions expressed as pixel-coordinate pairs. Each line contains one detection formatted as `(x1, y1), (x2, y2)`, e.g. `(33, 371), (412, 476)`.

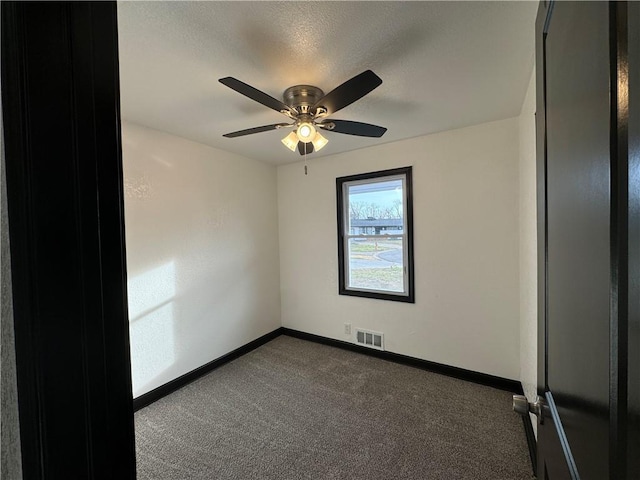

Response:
(122, 122), (281, 397)
(518, 69), (538, 434)
(278, 118), (521, 380)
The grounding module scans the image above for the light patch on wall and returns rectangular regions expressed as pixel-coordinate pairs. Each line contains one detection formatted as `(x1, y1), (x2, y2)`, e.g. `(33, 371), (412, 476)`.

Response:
(150, 153), (173, 168)
(129, 304), (175, 393)
(124, 172), (153, 200)
(128, 261), (176, 394)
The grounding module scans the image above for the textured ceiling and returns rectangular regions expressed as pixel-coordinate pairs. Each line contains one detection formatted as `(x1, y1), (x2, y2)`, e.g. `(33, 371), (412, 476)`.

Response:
(117, 1), (537, 166)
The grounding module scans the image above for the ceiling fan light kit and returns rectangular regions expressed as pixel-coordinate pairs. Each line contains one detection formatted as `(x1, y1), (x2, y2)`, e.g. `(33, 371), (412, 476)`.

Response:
(219, 70), (387, 156)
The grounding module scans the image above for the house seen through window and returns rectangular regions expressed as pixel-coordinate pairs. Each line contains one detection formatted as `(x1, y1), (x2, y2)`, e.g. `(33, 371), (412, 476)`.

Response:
(336, 166), (414, 303)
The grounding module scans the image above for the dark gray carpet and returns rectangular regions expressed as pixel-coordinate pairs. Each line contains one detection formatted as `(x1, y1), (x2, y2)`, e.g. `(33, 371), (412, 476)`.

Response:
(135, 336), (534, 479)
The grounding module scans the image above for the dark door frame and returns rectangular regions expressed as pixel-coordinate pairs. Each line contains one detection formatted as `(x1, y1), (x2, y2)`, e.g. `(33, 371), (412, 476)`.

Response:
(1, 3), (136, 478)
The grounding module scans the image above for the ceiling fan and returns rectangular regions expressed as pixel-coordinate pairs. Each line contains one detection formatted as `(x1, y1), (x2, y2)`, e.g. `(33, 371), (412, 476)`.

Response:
(219, 70), (387, 155)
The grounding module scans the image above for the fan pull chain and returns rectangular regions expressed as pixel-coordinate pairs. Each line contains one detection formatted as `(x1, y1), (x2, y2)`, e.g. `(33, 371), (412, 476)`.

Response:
(304, 147), (308, 175)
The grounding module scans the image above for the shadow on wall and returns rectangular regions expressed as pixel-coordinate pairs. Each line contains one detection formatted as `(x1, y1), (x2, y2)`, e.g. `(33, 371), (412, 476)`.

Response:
(128, 261), (177, 394)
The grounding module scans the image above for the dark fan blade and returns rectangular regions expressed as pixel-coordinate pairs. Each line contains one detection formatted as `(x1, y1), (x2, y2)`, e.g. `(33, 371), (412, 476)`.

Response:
(219, 77), (295, 116)
(312, 70), (382, 116)
(297, 142), (314, 155)
(223, 123), (291, 138)
(322, 120), (387, 137)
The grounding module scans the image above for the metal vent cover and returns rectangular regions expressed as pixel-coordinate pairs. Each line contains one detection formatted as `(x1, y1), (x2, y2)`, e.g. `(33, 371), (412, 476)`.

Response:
(355, 328), (384, 351)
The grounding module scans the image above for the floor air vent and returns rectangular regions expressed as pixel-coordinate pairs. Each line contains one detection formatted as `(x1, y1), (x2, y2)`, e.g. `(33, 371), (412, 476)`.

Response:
(355, 329), (384, 351)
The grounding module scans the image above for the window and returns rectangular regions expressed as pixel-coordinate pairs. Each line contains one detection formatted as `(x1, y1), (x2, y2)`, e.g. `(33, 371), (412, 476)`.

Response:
(336, 167), (414, 303)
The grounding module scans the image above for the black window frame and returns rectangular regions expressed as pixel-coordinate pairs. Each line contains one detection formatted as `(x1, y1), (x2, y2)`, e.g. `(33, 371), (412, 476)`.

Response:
(336, 166), (415, 303)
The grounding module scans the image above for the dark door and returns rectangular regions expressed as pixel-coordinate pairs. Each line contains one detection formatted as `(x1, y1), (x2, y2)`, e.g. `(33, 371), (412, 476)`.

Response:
(536, 2), (639, 479)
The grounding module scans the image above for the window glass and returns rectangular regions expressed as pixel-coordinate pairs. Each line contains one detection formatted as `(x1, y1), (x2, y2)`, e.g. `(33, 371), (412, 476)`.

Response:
(336, 167), (414, 303)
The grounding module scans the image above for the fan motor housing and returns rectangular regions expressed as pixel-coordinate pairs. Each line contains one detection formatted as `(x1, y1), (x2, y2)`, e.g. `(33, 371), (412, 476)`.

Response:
(283, 85), (324, 113)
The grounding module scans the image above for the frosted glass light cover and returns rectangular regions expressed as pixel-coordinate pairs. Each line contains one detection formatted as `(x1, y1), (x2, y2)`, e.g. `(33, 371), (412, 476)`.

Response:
(312, 131), (328, 151)
(281, 131), (298, 152)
